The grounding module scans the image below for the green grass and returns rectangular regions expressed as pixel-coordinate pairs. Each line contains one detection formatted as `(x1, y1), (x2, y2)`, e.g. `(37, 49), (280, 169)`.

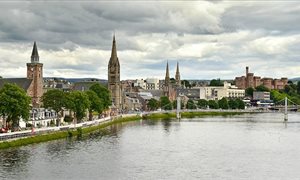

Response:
(0, 111), (250, 149)
(0, 115), (141, 150)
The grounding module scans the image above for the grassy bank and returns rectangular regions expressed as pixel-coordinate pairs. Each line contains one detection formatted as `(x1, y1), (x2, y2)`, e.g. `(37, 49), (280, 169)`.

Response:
(143, 111), (247, 119)
(0, 115), (141, 150)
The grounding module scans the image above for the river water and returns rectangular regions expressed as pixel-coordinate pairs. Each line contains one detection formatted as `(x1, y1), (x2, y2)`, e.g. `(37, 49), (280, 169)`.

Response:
(0, 113), (300, 180)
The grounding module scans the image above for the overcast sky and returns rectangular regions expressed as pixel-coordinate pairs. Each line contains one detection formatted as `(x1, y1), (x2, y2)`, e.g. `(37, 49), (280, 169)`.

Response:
(0, 1), (299, 80)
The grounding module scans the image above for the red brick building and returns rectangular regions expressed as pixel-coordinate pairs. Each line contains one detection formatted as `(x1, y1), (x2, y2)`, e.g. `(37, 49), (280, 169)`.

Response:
(235, 67), (287, 90)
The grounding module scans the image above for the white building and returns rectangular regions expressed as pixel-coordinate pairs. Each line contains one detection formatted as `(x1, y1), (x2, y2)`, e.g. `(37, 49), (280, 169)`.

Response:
(133, 78), (160, 90)
(195, 82), (245, 100)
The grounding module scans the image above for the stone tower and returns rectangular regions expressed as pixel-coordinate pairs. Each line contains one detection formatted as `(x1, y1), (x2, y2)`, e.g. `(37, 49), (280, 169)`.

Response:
(27, 41), (43, 108)
(175, 61), (181, 87)
(163, 61), (170, 97)
(108, 35), (122, 110)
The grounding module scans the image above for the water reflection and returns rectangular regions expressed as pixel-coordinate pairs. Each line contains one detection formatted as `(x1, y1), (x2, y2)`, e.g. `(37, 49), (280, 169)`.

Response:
(0, 148), (30, 179)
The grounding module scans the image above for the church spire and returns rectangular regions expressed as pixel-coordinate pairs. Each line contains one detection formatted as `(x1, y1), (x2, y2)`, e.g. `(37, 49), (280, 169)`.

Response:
(111, 34), (117, 60)
(175, 61), (181, 87)
(165, 61), (170, 85)
(31, 41), (39, 63)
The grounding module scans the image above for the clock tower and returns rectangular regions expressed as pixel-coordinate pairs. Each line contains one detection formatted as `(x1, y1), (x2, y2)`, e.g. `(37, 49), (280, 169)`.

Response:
(27, 41), (43, 108)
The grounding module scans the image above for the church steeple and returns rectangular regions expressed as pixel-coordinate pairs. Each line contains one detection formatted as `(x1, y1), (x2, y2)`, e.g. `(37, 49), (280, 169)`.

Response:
(31, 41), (39, 63)
(165, 61), (170, 85)
(175, 61), (181, 87)
(110, 34), (117, 60)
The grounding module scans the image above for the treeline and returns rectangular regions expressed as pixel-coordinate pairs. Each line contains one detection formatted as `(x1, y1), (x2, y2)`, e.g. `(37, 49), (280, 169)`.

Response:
(147, 96), (245, 111)
(246, 82), (300, 104)
(0, 83), (111, 131)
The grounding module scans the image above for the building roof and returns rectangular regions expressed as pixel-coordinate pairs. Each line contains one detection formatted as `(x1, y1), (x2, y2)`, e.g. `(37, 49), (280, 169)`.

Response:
(31, 41), (39, 63)
(73, 81), (101, 91)
(0, 78), (33, 90)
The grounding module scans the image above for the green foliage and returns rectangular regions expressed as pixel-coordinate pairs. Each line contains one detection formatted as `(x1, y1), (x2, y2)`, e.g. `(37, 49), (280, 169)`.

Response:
(209, 78), (223, 86)
(65, 91), (90, 123)
(41, 89), (65, 117)
(197, 99), (208, 109)
(186, 99), (197, 109)
(255, 85), (270, 92)
(89, 83), (111, 110)
(228, 99), (238, 109)
(245, 87), (254, 97)
(297, 81), (300, 94)
(218, 97), (229, 109)
(160, 96), (172, 110)
(85, 90), (103, 120)
(181, 80), (191, 88)
(148, 98), (159, 111)
(236, 99), (245, 109)
(0, 83), (31, 131)
(271, 90), (286, 103)
(208, 100), (219, 109)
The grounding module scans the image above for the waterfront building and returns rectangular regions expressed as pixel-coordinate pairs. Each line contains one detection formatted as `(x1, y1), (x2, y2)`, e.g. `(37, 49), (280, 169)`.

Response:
(253, 91), (271, 101)
(108, 35), (122, 110)
(235, 66), (288, 90)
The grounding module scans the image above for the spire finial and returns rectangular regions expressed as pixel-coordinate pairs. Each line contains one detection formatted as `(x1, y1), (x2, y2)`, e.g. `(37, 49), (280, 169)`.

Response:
(31, 41), (39, 63)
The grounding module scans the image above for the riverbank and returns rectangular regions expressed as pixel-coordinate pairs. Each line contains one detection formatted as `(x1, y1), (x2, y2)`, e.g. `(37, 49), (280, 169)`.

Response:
(0, 111), (251, 149)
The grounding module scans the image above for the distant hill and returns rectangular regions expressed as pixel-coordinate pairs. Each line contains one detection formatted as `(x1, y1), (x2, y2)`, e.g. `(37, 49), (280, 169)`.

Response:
(289, 77), (300, 81)
(44, 77), (108, 83)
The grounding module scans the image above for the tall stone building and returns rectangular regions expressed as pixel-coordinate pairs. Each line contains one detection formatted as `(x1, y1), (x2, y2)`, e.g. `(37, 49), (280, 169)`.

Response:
(0, 42), (44, 108)
(108, 35), (122, 110)
(175, 62), (181, 87)
(163, 62), (176, 101)
(27, 41), (44, 107)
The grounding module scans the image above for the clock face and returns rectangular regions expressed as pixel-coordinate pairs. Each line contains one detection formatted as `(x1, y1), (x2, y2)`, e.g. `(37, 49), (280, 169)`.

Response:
(110, 65), (116, 73)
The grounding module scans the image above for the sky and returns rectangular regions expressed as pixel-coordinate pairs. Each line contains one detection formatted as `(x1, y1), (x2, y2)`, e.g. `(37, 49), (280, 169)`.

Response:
(0, 1), (300, 80)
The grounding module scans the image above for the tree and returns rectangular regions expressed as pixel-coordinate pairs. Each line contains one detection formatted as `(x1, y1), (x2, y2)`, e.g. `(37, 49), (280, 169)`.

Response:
(208, 100), (219, 109)
(160, 96), (172, 110)
(197, 99), (208, 109)
(236, 99), (245, 109)
(65, 91), (90, 123)
(0, 83), (31, 131)
(181, 80), (191, 88)
(186, 99), (197, 109)
(209, 79), (223, 86)
(228, 99), (238, 109)
(85, 90), (103, 120)
(148, 98), (159, 111)
(297, 81), (300, 95)
(90, 83), (111, 110)
(218, 97), (229, 109)
(245, 87), (254, 97)
(255, 85), (270, 92)
(41, 89), (66, 125)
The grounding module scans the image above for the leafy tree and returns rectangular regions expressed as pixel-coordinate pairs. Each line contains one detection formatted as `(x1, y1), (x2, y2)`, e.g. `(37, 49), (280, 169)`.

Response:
(148, 98), (159, 111)
(218, 97), (229, 109)
(245, 87), (254, 97)
(208, 100), (219, 109)
(0, 83), (31, 131)
(90, 83), (111, 110)
(186, 99), (197, 109)
(65, 91), (90, 123)
(197, 99), (208, 109)
(297, 81), (300, 95)
(209, 79), (223, 86)
(85, 90), (103, 120)
(181, 80), (191, 88)
(255, 85), (270, 92)
(41, 89), (66, 124)
(160, 96), (172, 110)
(236, 99), (245, 109)
(228, 99), (238, 109)
(271, 90), (286, 103)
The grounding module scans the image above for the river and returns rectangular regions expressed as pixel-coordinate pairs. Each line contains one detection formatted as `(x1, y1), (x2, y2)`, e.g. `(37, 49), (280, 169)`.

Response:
(0, 112), (300, 180)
